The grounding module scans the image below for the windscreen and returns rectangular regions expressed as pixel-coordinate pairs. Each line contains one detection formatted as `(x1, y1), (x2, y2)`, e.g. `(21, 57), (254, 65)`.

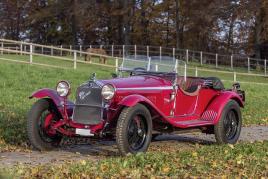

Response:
(119, 55), (186, 75)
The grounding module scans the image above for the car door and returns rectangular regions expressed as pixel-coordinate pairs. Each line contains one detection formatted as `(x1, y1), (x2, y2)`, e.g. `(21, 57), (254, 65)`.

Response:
(174, 87), (199, 116)
(173, 77), (202, 117)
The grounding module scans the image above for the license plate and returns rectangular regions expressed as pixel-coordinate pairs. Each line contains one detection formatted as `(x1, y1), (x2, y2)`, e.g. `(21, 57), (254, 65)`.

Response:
(75, 128), (94, 136)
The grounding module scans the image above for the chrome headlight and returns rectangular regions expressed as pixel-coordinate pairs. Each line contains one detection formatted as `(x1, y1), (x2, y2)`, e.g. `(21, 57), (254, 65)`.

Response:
(56, 81), (70, 97)
(101, 84), (115, 100)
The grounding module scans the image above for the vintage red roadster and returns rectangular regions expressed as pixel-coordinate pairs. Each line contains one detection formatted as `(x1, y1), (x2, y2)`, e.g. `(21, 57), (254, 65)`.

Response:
(27, 58), (245, 155)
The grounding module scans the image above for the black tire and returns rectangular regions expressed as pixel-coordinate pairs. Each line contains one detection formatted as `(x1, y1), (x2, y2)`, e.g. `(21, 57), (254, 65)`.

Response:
(27, 99), (62, 150)
(214, 100), (242, 144)
(116, 104), (152, 156)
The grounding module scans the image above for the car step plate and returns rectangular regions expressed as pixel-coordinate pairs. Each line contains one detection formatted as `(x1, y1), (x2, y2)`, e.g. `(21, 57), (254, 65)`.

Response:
(75, 128), (94, 136)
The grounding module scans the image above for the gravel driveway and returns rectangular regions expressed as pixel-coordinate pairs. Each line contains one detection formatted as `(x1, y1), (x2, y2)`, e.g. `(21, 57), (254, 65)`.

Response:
(0, 126), (267, 168)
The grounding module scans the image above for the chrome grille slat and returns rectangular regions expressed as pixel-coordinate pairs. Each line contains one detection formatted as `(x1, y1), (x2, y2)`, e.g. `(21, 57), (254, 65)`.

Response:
(72, 82), (103, 125)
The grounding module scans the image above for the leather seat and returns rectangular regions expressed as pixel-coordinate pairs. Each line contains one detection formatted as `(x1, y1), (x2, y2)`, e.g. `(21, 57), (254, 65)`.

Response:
(177, 76), (224, 92)
(203, 77), (224, 90)
(177, 76), (203, 93)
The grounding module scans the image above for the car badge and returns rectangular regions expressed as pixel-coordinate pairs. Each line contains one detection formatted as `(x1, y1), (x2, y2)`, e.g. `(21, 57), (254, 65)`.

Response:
(79, 91), (91, 100)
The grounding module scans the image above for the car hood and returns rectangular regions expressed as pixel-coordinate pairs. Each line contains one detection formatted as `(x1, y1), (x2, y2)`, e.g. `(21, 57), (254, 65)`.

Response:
(100, 75), (172, 89)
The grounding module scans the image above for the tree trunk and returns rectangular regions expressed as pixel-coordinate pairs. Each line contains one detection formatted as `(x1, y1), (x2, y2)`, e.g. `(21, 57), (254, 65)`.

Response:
(141, 0), (149, 45)
(71, 0), (78, 47)
(123, 0), (130, 45)
(254, 5), (262, 59)
(175, 0), (180, 48)
(166, 5), (170, 47)
(227, 13), (235, 54)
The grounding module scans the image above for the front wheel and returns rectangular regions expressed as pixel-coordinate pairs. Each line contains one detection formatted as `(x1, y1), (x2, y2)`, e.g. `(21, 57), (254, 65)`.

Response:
(27, 99), (62, 150)
(116, 104), (152, 156)
(214, 100), (242, 144)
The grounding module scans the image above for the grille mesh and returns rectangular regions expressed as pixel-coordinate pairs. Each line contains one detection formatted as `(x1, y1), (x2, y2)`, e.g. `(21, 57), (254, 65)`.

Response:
(72, 82), (103, 125)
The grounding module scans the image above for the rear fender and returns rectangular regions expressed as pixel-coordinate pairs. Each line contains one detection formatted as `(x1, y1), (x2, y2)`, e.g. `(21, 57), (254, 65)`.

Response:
(204, 91), (244, 124)
(118, 94), (167, 119)
(29, 88), (74, 117)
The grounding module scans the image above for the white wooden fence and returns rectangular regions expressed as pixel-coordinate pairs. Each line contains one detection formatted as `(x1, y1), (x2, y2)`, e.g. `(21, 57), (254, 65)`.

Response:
(0, 38), (268, 85)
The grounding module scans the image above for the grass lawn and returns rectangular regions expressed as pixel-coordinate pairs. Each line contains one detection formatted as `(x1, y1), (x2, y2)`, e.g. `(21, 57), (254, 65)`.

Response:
(1, 141), (267, 178)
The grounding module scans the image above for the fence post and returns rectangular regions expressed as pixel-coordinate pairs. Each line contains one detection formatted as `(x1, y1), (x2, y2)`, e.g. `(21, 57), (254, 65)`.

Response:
(186, 49), (189, 64)
(134, 45), (137, 60)
(79, 45), (82, 57)
(248, 57), (250, 73)
(200, 51), (203, 65)
(1, 42), (3, 55)
(231, 55), (233, 70)
(111, 45), (114, 57)
(233, 72), (236, 82)
(41, 46), (44, 54)
(184, 63), (187, 81)
(100, 45), (103, 49)
(51, 46), (53, 56)
(265, 59), (267, 76)
(123, 45), (125, 59)
(147, 45), (149, 58)
(60, 45), (63, 56)
(216, 53), (218, 68)
(173, 48), (175, 61)
(70, 45), (72, 56)
(74, 51), (77, 69)
(30, 44), (33, 64)
(195, 67), (198, 77)
(160, 46), (162, 62)
(20, 43), (23, 55)
(24, 45), (27, 53)
(115, 57), (118, 73)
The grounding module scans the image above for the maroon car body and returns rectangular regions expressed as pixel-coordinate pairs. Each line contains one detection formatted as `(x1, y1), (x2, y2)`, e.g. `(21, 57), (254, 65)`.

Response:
(27, 59), (245, 155)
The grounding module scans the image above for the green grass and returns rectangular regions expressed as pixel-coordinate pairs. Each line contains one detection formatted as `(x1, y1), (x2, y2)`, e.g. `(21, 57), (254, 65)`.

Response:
(1, 141), (267, 178)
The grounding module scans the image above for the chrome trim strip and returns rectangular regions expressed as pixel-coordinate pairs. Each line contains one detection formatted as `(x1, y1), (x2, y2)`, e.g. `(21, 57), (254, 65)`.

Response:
(117, 86), (173, 91)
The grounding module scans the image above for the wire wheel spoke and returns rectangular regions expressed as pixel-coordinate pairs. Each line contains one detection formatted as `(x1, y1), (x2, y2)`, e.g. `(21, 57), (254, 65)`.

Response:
(224, 110), (238, 140)
(38, 110), (58, 143)
(127, 114), (147, 151)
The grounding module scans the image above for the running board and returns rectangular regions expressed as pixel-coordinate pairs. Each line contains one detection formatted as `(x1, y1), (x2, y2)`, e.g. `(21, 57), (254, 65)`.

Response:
(174, 119), (214, 128)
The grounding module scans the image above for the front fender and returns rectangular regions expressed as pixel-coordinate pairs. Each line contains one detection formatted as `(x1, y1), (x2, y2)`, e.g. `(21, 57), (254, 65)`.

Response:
(30, 88), (74, 117)
(30, 88), (64, 107)
(118, 94), (167, 119)
(118, 94), (153, 107)
(205, 91), (244, 124)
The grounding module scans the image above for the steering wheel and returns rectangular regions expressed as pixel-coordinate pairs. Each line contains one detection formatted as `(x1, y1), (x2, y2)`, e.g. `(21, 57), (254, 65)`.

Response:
(133, 67), (146, 71)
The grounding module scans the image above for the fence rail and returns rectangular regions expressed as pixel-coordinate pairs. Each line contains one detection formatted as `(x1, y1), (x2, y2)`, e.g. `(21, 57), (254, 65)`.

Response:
(0, 38), (268, 85)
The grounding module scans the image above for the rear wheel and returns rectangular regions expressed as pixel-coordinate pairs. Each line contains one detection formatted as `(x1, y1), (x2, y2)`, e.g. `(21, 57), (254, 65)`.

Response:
(27, 99), (62, 150)
(214, 100), (242, 144)
(116, 104), (152, 156)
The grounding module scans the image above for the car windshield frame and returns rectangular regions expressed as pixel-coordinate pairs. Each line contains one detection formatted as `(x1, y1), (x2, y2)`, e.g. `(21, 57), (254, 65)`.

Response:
(118, 57), (187, 82)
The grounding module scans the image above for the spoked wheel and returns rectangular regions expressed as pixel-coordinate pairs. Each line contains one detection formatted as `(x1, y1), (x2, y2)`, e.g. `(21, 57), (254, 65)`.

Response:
(127, 115), (147, 151)
(214, 100), (242, 144)
(27, 99), (62, 150)
(224, 110), (238, 141)
(116, 104), (152, 156)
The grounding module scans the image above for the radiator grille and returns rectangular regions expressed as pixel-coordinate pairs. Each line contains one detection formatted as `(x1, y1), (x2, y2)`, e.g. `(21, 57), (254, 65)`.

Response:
(72, 82), (103, 125)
